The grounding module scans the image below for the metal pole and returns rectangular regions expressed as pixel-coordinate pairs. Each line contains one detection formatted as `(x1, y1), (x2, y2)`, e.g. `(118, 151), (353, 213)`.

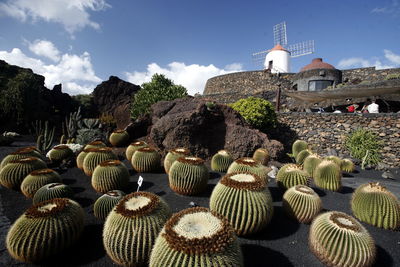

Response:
(276, 84), (281, 112)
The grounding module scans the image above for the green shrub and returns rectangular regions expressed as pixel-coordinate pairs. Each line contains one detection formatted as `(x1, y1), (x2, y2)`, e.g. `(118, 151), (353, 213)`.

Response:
(130, 74), (187, 120)
(345, 129), (382, 169)
(385, 73), (400, 80)
(230, 97), (277, 131)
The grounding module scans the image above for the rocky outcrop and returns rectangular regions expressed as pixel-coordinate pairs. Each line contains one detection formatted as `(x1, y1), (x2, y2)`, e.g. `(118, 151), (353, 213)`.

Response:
(127, 97), (284, 160)
(92, 76), (140, 129)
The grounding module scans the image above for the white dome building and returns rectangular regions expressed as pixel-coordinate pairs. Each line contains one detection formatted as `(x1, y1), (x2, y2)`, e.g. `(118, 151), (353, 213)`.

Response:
(264, 44), (291, 73)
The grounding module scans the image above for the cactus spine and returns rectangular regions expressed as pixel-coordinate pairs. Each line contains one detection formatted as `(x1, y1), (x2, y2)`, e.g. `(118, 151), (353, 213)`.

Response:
(276, 164), (310, 190)
(282, 185), (322, 223)
(82, 147), (118, 176)
(6, 198), (84, 263)
(168, 156), (209, 195)
(103, 192), (171, 267)
(131, 147), (161, 173)
(309, 211), (376, 267)
(164, 148), (190, 174)
(33, 183), (74, 204)
(211, 150), (234, 172)
(314, 160), (342, 191)
(0, 157), (47, 190)
(91, 160), (130, 193)
(149, 207), (243, 267)
(351, 182), (400, 230)
(210, 172), (273, 235)
(93, 190), (125, 220)
(292, 140), (308, 159)
(341, 158), (355, 173)
(227, 157), (269, 183)
(303, 153), (322, 178)
(20, 169), (62, 198)
(252, 148), (270, 165)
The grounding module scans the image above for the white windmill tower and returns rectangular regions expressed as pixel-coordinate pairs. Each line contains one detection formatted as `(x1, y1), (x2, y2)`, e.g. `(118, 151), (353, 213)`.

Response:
(252, 21), (315, 73)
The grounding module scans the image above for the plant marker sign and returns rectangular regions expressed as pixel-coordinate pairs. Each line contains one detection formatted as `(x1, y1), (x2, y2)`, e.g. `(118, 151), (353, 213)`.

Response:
(137, 176), (144, 192)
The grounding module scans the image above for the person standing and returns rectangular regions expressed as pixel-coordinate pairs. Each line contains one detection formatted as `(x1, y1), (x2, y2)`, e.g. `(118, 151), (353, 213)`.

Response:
(367, 100), (379, 113)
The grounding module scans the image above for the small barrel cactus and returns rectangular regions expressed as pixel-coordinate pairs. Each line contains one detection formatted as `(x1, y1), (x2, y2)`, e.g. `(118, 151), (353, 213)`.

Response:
(325, 155), (342, 167)
(91, 160), (130, 193)
(341, 158), (355, 173)
(93, 190), (125, 220)
(282, 185), (322, 223)
(211, 150), (234, 172)
(309, 211), (376, 267)
(20, 169), (62, 198)
(314, 160), (342, 191)
(163, 148), (190, 174)
(125, 141), (148, 161)
(276, 164), (310, 190)
(351, 182), (400, 230)
(149, 207), (243, 267)
(103, 192), (171, 267)
(0, 147), (44, 170)
(131, 147), (161, 173)
(210, 172), (273, 235)
(82, 147), (118, 176)
(0, 157), (47, 190)
(168, 156), (209, 195)
(227, 157), (269, 183)
(252, 148), (270, 165)
(33, 183), (74, 204)
(303, 153), (322, 178)
(48, 145), (74, 163)
(292, 140), (308, 159)
(109, 129), (130, 147)
(295, 149), (312, 165)
(84, 140), (107, 150)
(6, 198), (84, 263)
(76, 149), (89, 170)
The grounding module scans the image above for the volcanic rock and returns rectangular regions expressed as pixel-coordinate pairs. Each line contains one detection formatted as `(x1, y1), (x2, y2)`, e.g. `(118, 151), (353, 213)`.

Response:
(92, 76), (140, 129)
(131, 97), (284, 160)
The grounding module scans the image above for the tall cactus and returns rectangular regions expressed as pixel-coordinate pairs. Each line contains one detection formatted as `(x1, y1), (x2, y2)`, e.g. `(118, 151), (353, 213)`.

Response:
(33, 121), (55, 153)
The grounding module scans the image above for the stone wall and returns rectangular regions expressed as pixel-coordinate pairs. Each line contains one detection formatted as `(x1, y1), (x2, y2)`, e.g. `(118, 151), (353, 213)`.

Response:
(276, 112), (400, 167)
(342, 67), (400, 83)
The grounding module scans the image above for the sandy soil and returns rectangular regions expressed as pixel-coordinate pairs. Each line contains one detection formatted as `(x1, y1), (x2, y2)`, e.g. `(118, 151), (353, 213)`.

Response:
(0, 139), (399, 267)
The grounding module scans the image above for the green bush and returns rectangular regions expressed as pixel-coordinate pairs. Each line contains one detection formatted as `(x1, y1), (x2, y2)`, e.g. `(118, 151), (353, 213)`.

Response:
(385, 73), (400, 80)
(345, 128), (383, 168)
(130, 74), (187, 120)
(230, 97), (277, 131)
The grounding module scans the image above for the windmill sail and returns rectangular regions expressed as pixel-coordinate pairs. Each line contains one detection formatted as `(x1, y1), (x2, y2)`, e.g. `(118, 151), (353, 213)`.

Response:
(287, 40), (315, 58)
(273, 22), (287, 46)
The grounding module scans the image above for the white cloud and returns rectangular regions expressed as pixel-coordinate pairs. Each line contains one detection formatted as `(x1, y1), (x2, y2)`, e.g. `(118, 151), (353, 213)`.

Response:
(125, 62), (244, 95)
(28, 39), (60, 62)
(371, 0), (400, 16)
(0, 40), (101, 95)
(0, 0), (110, 35)
(338, 50), (400, 70)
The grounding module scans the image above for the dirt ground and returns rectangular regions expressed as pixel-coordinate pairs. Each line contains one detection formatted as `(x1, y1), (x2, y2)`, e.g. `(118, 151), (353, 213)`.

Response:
(0, 139), (399, 267)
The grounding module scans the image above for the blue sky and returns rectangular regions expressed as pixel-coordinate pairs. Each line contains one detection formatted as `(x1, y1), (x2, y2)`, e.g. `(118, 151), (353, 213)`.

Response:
(0, 0), (399, 95)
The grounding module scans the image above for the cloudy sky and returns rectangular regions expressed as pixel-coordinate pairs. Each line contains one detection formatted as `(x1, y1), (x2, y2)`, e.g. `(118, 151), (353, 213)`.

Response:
(0, 0), (399, 95)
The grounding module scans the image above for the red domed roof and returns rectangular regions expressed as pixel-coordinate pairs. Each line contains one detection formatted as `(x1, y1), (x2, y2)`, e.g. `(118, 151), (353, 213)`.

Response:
(300, 58), (336, 72)
(269, 44), (289, 52)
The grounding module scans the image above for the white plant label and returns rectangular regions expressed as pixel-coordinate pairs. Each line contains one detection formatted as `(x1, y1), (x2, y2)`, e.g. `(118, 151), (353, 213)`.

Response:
(137, 176), (144, 192)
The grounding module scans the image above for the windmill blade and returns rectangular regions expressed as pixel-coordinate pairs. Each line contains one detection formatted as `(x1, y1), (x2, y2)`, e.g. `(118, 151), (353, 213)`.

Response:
(252, 50), (268, 68)
(287, 40), (315, 58)
(273, 21), (287, 46)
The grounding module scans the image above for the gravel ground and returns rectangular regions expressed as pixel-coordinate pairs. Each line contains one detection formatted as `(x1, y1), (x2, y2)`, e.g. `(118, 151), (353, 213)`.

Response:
(0, 139), (399, 267)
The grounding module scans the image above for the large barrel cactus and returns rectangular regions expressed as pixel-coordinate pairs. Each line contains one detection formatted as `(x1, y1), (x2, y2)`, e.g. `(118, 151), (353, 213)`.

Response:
(276, 164), (310, 190)
(6, 198), (84, 263)
(303, 153), (322, 178)
(82, 147), (118, 176)
(0, 147), (44, 170)
(109, 130), (130, 147)
(351, 182), (400, 230)
(168, 156), (209, 195)
(282, 185), (322, 223)
(211, 150), (234, 172)
(314, 160), (342, 191)
(91, 160), (130, 193)
(48, 145), (74, 163)
(295, 149), (312, 165)
(103, 192), (171, 267)
(125, 141), (148, 161)
(325, 155), (342, 167)
(93, 190), (125, 220)
(0, 157), (47, 190)
(227, 157), (269, 183)
(210, 172), (273, 235)
(33, 183), (74, 204)
(20, 169), (62, 198)
(292, 140), (308, 159)
(309, 211), (376, 267)
(341, 158), (355, 173)
(163, 148), (190, 174)
(84, 140), (107, 150)
(150, 207), (243, 267)
(252, 148), (270, 165)
(131, 147), (161, 173)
